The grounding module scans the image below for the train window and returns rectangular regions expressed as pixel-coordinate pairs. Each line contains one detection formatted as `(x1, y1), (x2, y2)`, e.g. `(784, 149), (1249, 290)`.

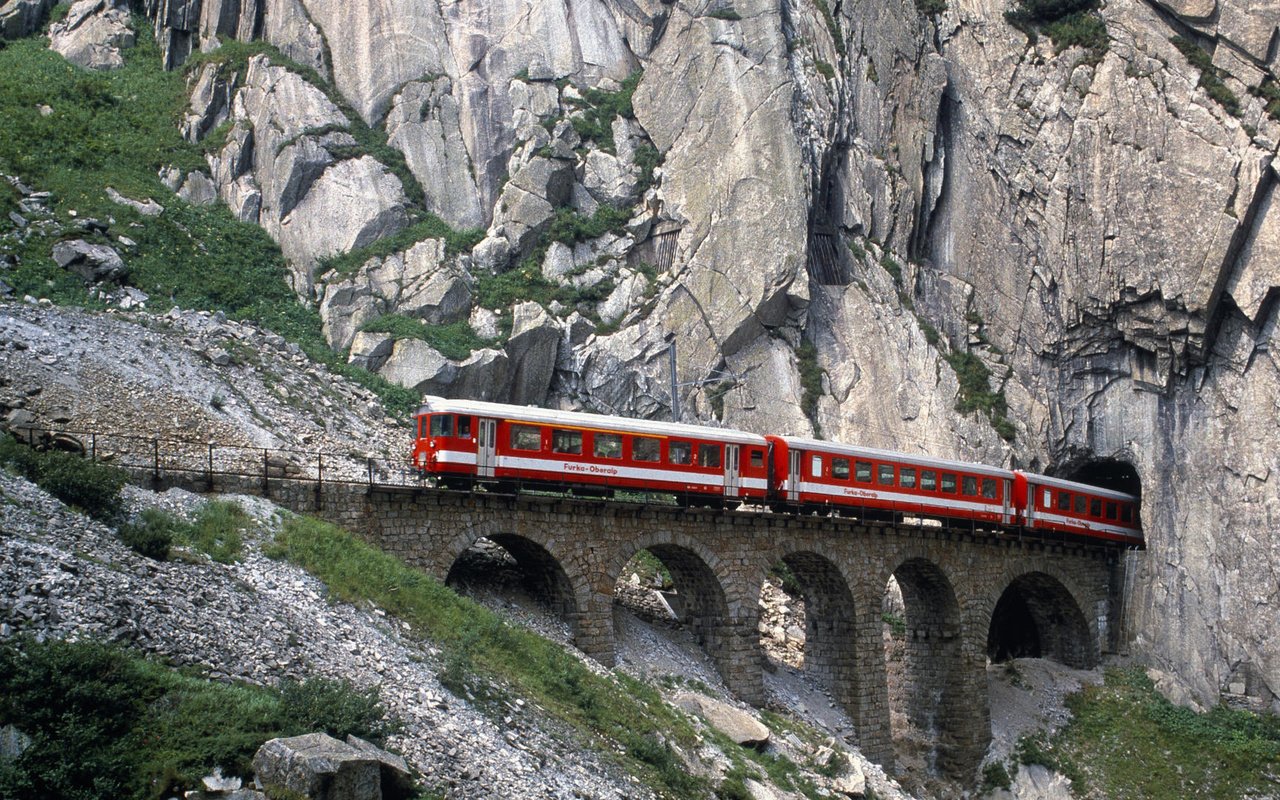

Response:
(900, 467), (917, 488)
(1105, 502), (1117, 520)
(510, 424), (541, 451)
(1057, 492), (1071, 511)
(552, 429), (582, 455)
(961, 476), (978, 496)
(594, 433), (622, 459)
(1075, 495), (1087, 515)
(812, 455), (822, 476)
(417, 416), (427, 438)
(982, 478), (998, 499)
(699, 444), (722, 468)
(941, 473), (957, 493)
(878, 464), (895, 486)
(456, 416), (472, 439)
(632, 437), (660, 462)
(921, 470), (937, 491)
(832, 458), (850, 479)
(855, 461), (872, 482)
(1121, 505), (1133, 523)
(669, 441), (692, 465)
(1090, 498), (1102, 517)
(749, 449), (765, 469)
(430, 415), (452, 437)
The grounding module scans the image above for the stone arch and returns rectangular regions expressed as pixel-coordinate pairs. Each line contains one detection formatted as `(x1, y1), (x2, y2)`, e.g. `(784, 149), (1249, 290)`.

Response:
(884, 555), (971, 776)
(610, 532), (758, 702)
(440, 524), (594, 649)
(986, 569), (1097, 669)
(771, 551), (860, 692)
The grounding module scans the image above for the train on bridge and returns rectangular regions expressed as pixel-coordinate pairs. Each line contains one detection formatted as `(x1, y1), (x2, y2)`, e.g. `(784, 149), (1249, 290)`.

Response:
(411, 396), (1143, 545)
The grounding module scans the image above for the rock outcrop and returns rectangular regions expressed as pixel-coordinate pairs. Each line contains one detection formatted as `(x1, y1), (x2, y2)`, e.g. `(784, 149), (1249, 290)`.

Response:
(48, 0), (134, 69)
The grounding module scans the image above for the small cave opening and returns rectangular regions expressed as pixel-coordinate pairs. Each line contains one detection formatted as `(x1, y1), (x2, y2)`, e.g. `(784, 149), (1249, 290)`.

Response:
(986, 589), (1041, 663)
(1063, 459), (1142, 498)
(445, 535), (578, 638)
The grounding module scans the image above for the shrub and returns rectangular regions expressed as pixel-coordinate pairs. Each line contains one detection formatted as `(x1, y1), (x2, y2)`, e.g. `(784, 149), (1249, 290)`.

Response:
(796, 341), (824, 437)
(547, 204), (632, 245)
(708, 7), (742, 20)
(1005, 0), (1108, 61)
(1171, 36), (1241, 116)
(814, 60), (835, 80)
(185, 500), (249, 563)
(278, 677), (398, 747)
(981, 761), (1013, 792)
(359, 315), (492, 361)
(564, 71), (642, 153)
(316, 215), (484, 275)
(118, 507), (178, 560)
(915, 0), (948, 16)
(0, 435), (126, 520)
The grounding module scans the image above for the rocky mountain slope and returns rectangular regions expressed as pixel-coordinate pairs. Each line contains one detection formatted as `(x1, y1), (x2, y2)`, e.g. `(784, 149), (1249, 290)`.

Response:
(1, 0), (1276, 725)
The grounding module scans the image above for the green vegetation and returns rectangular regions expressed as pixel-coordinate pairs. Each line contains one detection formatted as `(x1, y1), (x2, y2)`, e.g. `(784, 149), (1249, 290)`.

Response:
(1020, 667), (1280, 798)
(813, 0), (845, 57)
(880, 611), (906, 638)
(1250, 78), (1280, 121)
(624, 550), (675, 590)
(708, 7), (743, 21)
(770, 562), (803, 598)
(0, 436), (126, 521)
(265, 515), (710, 797)
(317, 216), (484, 275)
(1172, 36), (1242, 116)
(879, 253), (903, 287)
(633, 143), (661, 193)
(795, 341), (824, 438)
(980, 760), (1012, 792)
(814, 60), (835, 80)
(548, 205), (632, 245)
(915, 0), (948, 17)
(942, 350), (1016, 441)
(1005, 0), (1108, 62)
(0, 637), (397, 800)
(118, 501), (250, 563)
(564, 71), (642, 153)
(359, 314), (495, 361)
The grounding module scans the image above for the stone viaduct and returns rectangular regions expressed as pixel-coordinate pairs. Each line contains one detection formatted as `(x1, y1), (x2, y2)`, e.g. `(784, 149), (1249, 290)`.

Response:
(172, 470), (1130, 779)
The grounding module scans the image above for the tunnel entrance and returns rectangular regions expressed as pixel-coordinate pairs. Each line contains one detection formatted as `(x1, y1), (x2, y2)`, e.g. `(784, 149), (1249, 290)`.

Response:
(1062, 458), (1142, 500)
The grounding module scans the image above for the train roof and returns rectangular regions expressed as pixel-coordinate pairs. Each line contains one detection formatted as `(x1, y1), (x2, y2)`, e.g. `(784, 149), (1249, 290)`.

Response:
(777, 436), (1016, 480)
(1021, 471), (1138, 502)
(416, 396), (768, 446)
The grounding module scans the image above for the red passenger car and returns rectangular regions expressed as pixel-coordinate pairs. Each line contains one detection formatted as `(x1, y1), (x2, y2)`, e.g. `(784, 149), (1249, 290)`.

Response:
(768, 436), (1015, 524)
(413, 396), (770, 504)
(1014, 472), (1142, 544)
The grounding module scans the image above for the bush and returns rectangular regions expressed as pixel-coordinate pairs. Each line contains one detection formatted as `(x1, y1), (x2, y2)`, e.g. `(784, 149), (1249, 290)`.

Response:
(1005, 0), (1108, 61)
(359, 315), (493, 361)
(185, 500), (250, 563)
(1171, 36), (1240, 116)
(708, 7), (742, 20)
(796, 341), (824, 437)
(564, 71), (642, 153)
(118, 507), (178, 559)
(981, 760), (1013, 792)
(915, 0), (948, 16)
(547, 205), (632, 245)
(0, 638), (402, 800)
(0, 436), (126, 520)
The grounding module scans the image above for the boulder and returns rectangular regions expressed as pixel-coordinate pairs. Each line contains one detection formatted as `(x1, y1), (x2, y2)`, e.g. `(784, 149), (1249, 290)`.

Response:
(347, 331), (395, 372)
(345, 735), (415, 800)
(251, 732), (380, 800)
(178, 171), (219, 206)
(378, 338), (456, 393)
(596, 269), (648, 326)
(48, 0), (134, 70)
(106, 187), (163, 217)
(182, 63), (232, 143)
(673, 692), (770, 748)
(52, 240), (125, 283)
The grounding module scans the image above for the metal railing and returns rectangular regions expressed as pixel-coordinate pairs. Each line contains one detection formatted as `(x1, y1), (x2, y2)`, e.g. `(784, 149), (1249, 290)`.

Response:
(9, 425), (426, 492)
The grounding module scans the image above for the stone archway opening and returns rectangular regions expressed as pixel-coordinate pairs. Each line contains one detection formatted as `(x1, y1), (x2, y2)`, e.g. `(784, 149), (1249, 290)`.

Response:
(884, 558), (965, 783)
(611, 544), (735, 689)
(986, 572), (1094, 669)
(445, 534), (579, 642)
(758, 553), (858, 688)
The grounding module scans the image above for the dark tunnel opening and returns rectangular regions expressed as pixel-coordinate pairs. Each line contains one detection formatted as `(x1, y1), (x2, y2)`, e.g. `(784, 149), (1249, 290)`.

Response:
(986, 589), (1041, 662)
(1062, 459), (1143, 501)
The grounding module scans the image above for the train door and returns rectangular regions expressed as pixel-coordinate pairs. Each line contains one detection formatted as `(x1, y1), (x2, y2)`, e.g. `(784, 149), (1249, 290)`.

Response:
(1002, 478), (1013, 525)
(724, 444), (740, 499)
(477, 418), (497, 478)
(787, 449), (801, 502)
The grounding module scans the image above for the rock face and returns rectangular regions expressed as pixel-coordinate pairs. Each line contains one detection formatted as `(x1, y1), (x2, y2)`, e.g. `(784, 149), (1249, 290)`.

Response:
(122, 0), (1280, 713)
(49, 0), (135, 70)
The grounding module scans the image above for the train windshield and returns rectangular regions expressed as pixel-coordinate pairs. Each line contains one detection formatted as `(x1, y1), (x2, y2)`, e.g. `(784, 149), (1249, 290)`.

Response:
(430, 415), (452, 437)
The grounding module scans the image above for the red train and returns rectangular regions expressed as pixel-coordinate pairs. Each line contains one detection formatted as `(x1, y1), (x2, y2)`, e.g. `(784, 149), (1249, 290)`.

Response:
(411, 396), (1143, 545)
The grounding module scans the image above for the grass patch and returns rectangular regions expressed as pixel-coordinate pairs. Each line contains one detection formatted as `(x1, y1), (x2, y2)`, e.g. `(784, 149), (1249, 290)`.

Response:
(0, 637), (397, 800)
(1250, 78), (1280, 121)
(547, 204), (632, 245)
(0, 435), (126, 521)
(796, 341), (824, 438)
(942, 350), (1016, 442)
(564, 71), (642, 153)
(264, 515), (710, 798)
(359, 314), (493, 361)
(1022, 667), (1280, 797)
(915, 0), (948, 16)
(880, 611), (906, 638)
(316, 215), (483, 275)
(708, 7), (742, 21)
(813, 0), (845, 56)
(1005, 0), (1108, 62)
(814, 60), (835, 80)
(1172, 36), (1241, 116)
